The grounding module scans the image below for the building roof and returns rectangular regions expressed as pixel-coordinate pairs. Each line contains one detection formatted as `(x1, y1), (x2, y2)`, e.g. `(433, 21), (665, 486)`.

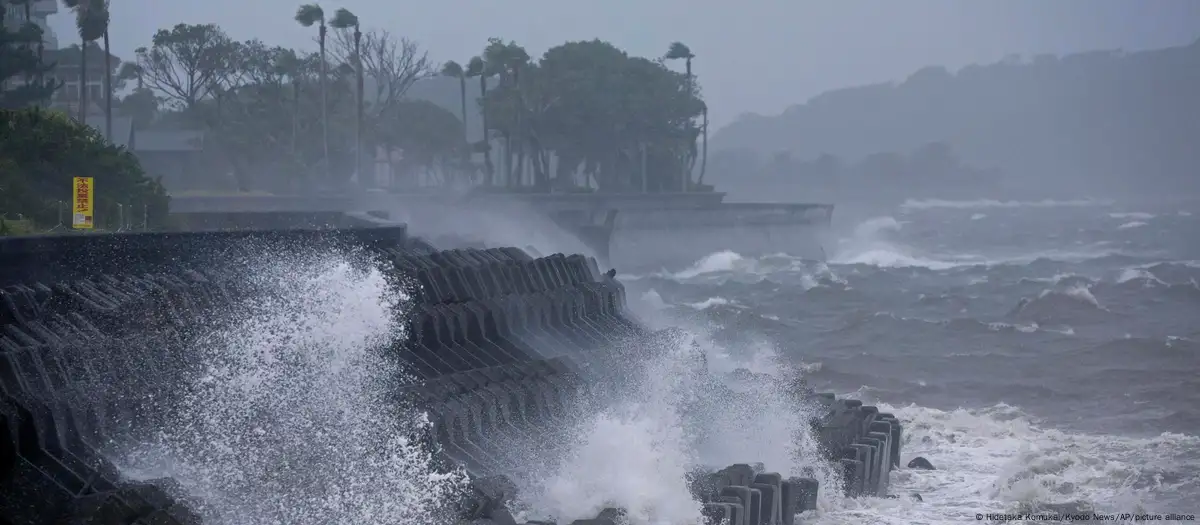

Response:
(82, 115), (133, 148)
(133, 130), (204, 152)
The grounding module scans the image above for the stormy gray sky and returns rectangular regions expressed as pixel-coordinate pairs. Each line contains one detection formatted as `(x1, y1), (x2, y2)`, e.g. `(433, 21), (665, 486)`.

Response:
(50, 0), (1200, 129)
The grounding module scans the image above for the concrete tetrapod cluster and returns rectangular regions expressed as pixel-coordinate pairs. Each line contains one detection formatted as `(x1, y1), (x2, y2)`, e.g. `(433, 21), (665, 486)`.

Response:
(0, 227), (905, 525)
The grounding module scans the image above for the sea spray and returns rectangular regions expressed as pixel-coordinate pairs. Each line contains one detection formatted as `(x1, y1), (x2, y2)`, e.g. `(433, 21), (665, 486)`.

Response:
(516, 309), (845, 523)
(518, 329), (707, 524)
(117, 250), (470, 525)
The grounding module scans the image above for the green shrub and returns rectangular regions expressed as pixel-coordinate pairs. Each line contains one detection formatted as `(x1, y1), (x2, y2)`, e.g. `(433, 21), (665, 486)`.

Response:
(0, 108), (169, 233)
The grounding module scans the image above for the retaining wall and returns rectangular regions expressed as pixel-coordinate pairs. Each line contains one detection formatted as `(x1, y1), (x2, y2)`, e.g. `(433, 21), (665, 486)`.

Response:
(0, 227), (902, 525)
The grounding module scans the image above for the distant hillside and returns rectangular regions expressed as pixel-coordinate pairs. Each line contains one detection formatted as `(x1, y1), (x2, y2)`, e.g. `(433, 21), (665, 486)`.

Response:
(710, 39), (1200, 199)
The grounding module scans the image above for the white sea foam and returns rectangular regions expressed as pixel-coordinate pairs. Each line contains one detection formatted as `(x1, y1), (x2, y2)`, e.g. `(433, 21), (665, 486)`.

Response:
(518, 329), (844, 524)
(116, 252), (469, 525)
(685, 296), (737, 310)
(808, 402), (1200, 524)
(901, 198), (1112, 210)
(1109, 212), (1155, 220)
(1117, 267), (1166, 286)
(672, 250), (747, 279)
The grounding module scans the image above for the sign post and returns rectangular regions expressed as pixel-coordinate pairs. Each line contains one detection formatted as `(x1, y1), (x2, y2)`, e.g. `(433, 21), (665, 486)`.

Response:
(72, 177), (93, 229)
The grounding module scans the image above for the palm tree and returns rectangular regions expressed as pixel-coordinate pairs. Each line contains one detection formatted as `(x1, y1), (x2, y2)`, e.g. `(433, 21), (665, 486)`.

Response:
(61, 0), (107, 123)
(294, 3), (328, 181)
(440, 61), (468, 146)
(664, 41), (697, 192)
(100, 0), (112, 140)
(328, 8), (361, 183)
(697, 102), (708, 186)
(483, 40), (530, 187)
(466, 55), (494, 185)
(665, 41), (693, 80)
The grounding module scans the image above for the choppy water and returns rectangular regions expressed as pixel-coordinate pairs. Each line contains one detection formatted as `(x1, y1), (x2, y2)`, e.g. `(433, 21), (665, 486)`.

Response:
(623, 197), (1200, 523)
(106, 197), (1199, 524)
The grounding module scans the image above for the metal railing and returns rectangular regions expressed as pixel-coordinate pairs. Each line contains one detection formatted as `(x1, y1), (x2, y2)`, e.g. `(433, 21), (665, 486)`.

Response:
(35, 200), (151, 234)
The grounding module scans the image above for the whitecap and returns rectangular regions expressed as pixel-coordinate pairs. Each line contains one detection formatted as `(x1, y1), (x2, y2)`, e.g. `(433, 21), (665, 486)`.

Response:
(1109, 212), (1155, 220)
(685, 296), (736, 310)
(808, 402), (1200, 524)
(900, 198), (1111, 210)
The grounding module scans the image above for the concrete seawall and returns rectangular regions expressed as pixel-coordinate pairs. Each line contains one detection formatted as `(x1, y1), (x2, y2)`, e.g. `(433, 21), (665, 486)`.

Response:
(0, 227), (901, 525)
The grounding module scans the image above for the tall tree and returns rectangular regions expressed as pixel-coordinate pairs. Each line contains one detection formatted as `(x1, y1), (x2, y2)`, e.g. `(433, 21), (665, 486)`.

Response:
(465, 55), (494, 184)
(482, 38), (530, 186)
(100, 0), (112, 139)
(697, 101), (708, 185)
(115, 62), (156, 127)
(329, 8), (361, 183)
(294, 3), (329, 181)
(61, 0), (107, 121)
(664, 41), (696, 191)
(331, 29), (431, 121)
(440, 61), (468, 149)
(133, 23), (237, 110)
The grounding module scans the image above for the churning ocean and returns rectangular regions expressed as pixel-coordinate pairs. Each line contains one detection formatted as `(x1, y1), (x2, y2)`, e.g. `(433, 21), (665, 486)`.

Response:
(109, 196), (1198, 525)
(621, 196), (1200, 524)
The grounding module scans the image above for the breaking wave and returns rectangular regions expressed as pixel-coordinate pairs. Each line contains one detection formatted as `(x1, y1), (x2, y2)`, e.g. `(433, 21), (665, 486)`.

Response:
(517, 329), (841, 524)
(1109, 212), (1155, 220)
(116, 252), (470, 525)
(97, 196), (1200, 525)
(901, 198), (1113, 210)
(1009, 283), (1110, 325)
(809, 402), (1200, 524)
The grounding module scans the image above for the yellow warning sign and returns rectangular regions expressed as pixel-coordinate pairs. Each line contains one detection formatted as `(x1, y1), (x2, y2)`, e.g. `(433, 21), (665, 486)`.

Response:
(72, 177), (93, 229)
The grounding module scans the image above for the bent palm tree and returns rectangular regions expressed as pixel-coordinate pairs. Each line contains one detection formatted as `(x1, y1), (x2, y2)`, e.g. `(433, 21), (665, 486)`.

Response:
(441, 60), (472, 182)
(440, 61), (468, 147)
(61, 0), (106, 122)
(664, 41), (697, 191)
(294, 3), (328, 181)
(466, 56), (494, 185)
(329, 8), (361, 183)
(100, 0), (111, 140)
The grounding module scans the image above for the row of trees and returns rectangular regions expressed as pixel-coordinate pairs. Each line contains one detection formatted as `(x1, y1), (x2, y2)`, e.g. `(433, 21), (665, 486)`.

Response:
(436, 39), (709, 192)
(98, 10), (709, 193)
